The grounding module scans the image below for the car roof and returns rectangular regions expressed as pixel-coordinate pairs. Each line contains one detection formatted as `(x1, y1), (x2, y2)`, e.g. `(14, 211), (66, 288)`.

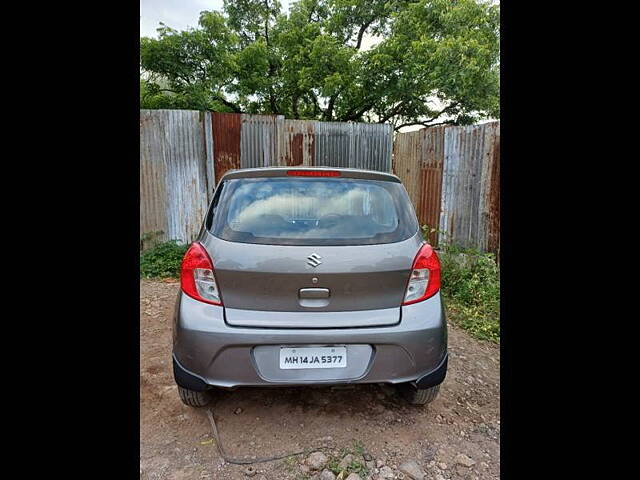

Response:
(220, 167), (401, 183)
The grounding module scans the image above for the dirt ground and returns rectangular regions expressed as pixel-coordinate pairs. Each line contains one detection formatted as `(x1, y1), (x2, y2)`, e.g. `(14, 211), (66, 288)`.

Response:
(140, 279), (500, 480)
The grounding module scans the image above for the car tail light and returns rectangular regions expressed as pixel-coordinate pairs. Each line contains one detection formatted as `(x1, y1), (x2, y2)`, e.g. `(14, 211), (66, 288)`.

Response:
(180, 242), (222, 305)
(287, 170), (341, 177)
(402, 243), (441, 305)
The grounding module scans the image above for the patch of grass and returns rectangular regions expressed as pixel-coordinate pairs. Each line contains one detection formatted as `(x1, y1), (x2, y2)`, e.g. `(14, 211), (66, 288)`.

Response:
(326, 442), (370, 477)
(438, 244), (500, 343)
(351, 439), (365, 457)
(326, 455), (339, 474)
(140, 240), (188, 278)
(418, 223), (501, 343)
(344, 458), (368, 477)
(283, 455), (298, 472)
(326, 457), (369, 478)
(280, 454), (314, 480)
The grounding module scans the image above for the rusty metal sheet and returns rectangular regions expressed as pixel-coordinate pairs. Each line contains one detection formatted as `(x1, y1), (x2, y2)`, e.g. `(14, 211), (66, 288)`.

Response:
(488, 127), (500, 255)
(393, 127), (445, 246)
(417, 126), (445, 246)
(439, 122), (500, 252)
(314, 121), (392, 171)
(279, 119), (315, 166)
(140, 109), (209, 246)
(212, 112), (241, 184)
(141, 108), (419, 250)
(441, 125), (475, 248)
(240, 114), (283, 168)
(351, 123), (392, 172)
(203, 111), (215, 201)
(140, 110), (168, 243)
(210, 114), (391, 171)
(393, 129), (423, 214)
(394, 122), (499, 252)
(481, 122), (500, 255)
(314, 121), (352, 168)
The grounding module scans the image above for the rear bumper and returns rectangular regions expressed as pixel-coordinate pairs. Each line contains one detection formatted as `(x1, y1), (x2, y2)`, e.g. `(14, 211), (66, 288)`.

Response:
(172, 292), (447, 389)
(173, 351), (449, 392)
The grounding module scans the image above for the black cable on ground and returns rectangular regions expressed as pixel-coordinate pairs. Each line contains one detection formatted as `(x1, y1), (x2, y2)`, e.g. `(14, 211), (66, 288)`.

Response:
(206, 409), (330, 465)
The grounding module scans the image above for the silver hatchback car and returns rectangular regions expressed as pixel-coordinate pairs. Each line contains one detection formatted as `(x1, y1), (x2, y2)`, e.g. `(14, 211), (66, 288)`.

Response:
(172, 167), (447, 407)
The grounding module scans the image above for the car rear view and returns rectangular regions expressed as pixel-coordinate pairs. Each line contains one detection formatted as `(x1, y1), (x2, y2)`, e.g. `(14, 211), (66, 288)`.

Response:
(172, 167), (448, 407)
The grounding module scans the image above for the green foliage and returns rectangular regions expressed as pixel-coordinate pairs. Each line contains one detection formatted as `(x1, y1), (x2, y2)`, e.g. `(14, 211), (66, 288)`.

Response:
(140, 241), (188, 278)
(140, 0), (499, 128)
(140, 11), (241, 112)
(326, 442), (370, 477)
(328, 456), (368, 477)
(351, 439), (365, 456)
(280, 445), (370, 479)
(282, 455), (299, 473)
(438, 243), (500, 342)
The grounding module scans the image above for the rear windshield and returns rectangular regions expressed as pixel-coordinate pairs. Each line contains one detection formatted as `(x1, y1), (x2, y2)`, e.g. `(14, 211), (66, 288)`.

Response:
(207, 177), (418, 246)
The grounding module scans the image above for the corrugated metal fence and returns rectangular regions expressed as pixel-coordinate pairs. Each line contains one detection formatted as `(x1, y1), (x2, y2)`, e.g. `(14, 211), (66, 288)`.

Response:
(393, 121), (500, 254)
(140, 110), (498, 253)
(209, 113), (393, 180)
(140, 110), (393, 246)
(140, 110), (210, 245)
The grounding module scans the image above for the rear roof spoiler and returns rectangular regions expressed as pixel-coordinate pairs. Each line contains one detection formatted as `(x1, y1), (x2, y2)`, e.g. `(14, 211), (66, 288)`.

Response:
(220, 167), (401, 183)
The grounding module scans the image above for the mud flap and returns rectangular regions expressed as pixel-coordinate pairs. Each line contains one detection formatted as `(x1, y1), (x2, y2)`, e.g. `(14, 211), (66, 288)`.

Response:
(173, 355), (210, 392)
(415, 353), (448, 389)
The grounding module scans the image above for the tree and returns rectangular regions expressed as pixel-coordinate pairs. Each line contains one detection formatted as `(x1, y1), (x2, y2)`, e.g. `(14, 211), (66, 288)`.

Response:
(140, 0), (499, 129)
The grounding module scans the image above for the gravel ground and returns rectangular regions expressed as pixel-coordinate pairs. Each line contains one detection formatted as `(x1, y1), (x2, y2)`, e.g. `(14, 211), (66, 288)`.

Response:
(140, 279), (500, 480)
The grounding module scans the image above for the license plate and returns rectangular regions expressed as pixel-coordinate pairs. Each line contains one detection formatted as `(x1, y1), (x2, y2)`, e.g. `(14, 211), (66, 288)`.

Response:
(279, 346), (347, 369)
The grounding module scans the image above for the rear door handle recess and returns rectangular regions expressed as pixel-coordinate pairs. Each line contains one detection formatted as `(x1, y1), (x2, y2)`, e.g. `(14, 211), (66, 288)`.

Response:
(298, 288), (330, 299)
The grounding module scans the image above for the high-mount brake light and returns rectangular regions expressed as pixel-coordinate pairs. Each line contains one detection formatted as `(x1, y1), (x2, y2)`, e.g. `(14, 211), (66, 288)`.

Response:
(286, 170), (341, 177)
(180, 242), (222, 305)
(402, 243), (441, 305)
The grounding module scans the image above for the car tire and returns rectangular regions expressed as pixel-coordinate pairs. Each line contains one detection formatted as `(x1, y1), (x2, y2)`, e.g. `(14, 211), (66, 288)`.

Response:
(177, 386), (212, 407)
(398, 383), (441, 405)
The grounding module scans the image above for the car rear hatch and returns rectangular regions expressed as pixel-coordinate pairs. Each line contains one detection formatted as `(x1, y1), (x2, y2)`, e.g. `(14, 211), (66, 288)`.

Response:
(201, 167), (423, 328)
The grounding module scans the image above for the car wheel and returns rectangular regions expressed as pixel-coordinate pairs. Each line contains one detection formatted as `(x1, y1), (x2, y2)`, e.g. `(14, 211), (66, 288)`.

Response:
(177, 386), (212, 407)
(397, 383), (441, 405)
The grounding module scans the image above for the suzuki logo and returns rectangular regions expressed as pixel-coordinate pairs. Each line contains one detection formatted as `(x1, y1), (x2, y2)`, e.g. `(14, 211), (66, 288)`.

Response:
(307, 253), (322, 268)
